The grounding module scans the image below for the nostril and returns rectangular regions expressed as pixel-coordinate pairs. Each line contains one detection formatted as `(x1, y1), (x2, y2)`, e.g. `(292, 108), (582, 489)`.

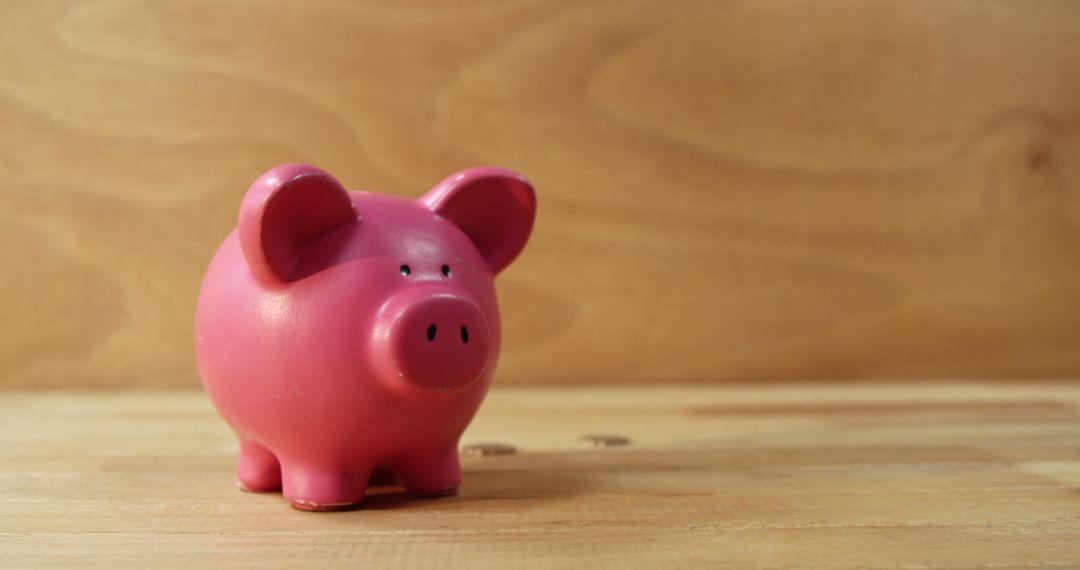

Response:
(460, 326), (469, 344)
(426, 324), (437, 342)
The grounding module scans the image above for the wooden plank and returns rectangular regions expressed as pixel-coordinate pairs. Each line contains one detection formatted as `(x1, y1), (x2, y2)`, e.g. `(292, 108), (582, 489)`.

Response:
(1, 384), (1078, 567)
(2, 1), (1080, 388)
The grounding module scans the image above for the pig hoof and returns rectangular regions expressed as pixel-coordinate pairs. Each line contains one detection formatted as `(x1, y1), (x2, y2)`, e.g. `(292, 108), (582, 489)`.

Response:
(236, 441), (282, 492)
(396, 446), (462, 497)
(290, 499), (362, 512)
(235, 479), (280, 493)
(281, 465), (370, 511)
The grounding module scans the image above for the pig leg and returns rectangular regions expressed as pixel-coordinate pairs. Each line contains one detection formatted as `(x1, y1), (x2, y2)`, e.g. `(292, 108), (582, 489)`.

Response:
(396, 445), (461, 497)
(281, 462), (372, 511)
(236, 441), (281, 492)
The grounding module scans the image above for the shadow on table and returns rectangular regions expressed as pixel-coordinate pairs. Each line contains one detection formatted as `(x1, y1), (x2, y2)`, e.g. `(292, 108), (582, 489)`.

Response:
(358, 450), (611, 511)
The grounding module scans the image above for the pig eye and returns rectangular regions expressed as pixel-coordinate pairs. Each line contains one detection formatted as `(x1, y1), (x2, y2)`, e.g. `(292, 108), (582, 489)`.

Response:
(441, 264), (451, 277)
(399, 264), (411, 276)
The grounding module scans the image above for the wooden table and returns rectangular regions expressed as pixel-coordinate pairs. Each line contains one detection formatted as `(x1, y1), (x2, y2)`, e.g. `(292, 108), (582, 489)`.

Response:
(2, 384), (1079, 568)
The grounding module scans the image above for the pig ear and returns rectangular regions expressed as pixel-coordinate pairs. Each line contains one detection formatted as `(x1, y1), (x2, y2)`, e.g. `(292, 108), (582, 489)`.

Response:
(420, 168), (537, 275)
(238, 164), (358, 283)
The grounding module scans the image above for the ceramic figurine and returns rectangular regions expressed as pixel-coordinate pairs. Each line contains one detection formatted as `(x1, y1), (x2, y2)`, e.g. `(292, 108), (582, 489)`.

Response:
(194, 164), (536, 510)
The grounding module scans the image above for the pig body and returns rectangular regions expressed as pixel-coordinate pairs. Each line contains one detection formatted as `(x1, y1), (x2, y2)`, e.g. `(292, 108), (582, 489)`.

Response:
(195, 164), (535, 510)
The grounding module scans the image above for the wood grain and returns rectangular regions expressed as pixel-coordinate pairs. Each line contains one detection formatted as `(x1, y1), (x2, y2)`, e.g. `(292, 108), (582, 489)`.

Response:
(1, 383), (1079, 567)
(2, 1), (1080, 388)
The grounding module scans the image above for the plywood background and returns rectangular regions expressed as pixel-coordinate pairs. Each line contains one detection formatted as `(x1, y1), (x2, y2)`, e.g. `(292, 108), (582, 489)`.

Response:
(1, 0), (1079, 389)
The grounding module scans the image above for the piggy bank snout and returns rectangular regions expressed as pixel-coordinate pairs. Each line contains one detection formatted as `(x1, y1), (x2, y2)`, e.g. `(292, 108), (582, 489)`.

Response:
(383, 293), (491, 392)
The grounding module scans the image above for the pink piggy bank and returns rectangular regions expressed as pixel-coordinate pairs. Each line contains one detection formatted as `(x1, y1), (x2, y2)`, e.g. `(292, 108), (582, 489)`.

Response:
(195, 164), (536, 510)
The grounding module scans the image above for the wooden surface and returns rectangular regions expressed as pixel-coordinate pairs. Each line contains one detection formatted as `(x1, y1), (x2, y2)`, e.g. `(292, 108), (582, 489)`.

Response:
(2, 384), (1079, 568)
(3, 1), (1080, 388)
